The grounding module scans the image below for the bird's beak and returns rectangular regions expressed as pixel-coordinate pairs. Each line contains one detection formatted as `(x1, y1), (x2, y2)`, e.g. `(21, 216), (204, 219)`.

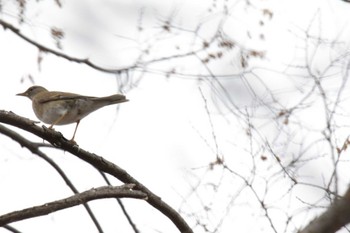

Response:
(16, 92), (26, 96)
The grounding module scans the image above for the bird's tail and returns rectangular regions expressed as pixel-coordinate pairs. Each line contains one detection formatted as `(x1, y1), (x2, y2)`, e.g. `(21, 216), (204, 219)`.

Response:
(94, 94), (129, 105)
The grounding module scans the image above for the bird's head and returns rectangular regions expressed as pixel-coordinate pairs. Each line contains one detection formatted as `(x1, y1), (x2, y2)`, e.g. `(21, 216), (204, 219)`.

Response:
(17, 86), (48, 100)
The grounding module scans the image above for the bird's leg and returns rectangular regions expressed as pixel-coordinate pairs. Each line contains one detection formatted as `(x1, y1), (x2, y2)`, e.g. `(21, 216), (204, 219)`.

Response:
(70, 120), (80, 142)
(49, 113), (67, 129)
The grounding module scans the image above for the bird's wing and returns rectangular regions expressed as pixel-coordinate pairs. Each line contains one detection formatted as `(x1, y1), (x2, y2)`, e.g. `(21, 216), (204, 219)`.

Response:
(39, 92), (94, 103)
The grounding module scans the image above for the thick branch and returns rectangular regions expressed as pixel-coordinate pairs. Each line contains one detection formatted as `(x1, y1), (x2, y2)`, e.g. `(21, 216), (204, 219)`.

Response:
(0, 110), (193, 233)
(298, 187), (350, 233)
(0, 124), (104, 232)
(0, 185), (146, 226)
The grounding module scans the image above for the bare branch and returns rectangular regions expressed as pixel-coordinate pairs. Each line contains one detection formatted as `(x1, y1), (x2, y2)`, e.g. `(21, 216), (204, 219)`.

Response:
(298, 187), (350, 233)
(0, 19), (134, 73)
(0, 124), (105, 233)
(2, 225), (22, 233)
(97, 171), (140, 233)
(0, 185), (146, 226)
(0, 110), (194, 233)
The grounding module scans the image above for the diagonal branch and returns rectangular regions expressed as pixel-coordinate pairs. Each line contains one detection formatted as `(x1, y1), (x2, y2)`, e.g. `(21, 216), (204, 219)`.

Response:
(298, 186), (350, 233)
(0, 185), (146, 226)
(2, 224), (22, 233)
(98, 171), (140, 233)
(0, 110), (193, 233)
(0, 19), (134, 73)
(0, 124), (105, 233)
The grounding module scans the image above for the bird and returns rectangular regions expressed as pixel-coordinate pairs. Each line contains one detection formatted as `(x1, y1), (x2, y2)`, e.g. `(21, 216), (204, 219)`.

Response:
(17, 86), (128, 142)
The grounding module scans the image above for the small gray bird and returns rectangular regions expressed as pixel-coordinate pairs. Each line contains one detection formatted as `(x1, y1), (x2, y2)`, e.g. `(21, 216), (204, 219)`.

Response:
(17, 86), (128, 142)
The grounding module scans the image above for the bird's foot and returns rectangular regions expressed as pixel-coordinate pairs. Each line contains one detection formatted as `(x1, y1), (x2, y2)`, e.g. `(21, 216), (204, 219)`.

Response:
(69, 139), (78, 145)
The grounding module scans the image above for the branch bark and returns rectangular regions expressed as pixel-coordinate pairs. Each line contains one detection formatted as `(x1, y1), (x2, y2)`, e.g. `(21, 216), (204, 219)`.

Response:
(0, 185), (146, 226)
(0, 110), (193, 233)
(298, 187), (350, 233)
(0, 124), (104, 233)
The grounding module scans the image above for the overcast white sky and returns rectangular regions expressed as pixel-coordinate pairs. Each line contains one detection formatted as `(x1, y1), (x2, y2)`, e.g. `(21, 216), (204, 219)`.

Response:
(1, 0), (350, 232)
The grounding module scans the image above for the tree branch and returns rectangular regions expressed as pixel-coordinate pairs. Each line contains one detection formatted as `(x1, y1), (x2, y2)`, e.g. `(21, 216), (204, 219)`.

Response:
(0, 123), (105, 232)
(298, 187), (350, 233)
(97, 170), (140, 233)
(0, 185), (146, 226)
(0, 19), (134, 73)
(2, 225), (22, 233)
(0, 19), (200, 76)
(0, 110), (193, 233)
